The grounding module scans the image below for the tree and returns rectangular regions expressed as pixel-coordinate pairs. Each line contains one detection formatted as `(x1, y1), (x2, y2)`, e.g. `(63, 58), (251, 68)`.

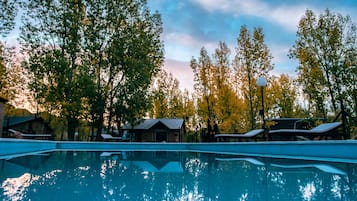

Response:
(81, 0), (163, 138)
(0, 44), (30, 109)
(106, 0), (164, 131)
(212, 42), (246, 133)
(149, 69), (195, 126)
(20, 0), (90, 140)
(0, 0), (18, 99)
(20, 0), (164, 140)
(191, 42), (249, 135)
(191, 47), (215, 137)
(0, 0), (32, 111)
(150, 69), (177, 118)
(180, 89), (196, 130)
(80, 0), (111, 138)
(233, 25), (273, 130)
(266, 74), (298, 118)
(214, 81), (247, 133)
(289, 9), (357, 118)
(0, 43), (8, 98)
(0, 0), (17, 37)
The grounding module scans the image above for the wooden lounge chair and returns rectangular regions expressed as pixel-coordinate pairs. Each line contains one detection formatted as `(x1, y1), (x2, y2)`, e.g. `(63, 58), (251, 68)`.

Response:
(8, 129), (52, 140)
(101, 133), (122, 141)
(268, 122), (343, 141)
(215, 129), (265, 142)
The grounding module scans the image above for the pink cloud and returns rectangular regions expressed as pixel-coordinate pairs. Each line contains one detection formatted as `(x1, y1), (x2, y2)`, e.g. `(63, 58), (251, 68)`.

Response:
(163, 59), (194, 92)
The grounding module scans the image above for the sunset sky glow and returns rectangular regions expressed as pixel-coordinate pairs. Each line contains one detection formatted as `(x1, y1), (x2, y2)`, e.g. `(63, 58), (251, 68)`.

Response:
(4, 0), (357, 92)
(147, 0), (357, 91)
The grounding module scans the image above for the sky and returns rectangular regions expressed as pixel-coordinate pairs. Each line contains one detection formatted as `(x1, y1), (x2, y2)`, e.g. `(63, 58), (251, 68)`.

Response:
(147, 0), (357, 91)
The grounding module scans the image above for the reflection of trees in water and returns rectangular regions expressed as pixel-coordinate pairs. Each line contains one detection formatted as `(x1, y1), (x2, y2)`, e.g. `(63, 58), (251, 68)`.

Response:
(212, 157), (267, 200)
(1, 151), (357, 201)
(264, 159), (357, 201)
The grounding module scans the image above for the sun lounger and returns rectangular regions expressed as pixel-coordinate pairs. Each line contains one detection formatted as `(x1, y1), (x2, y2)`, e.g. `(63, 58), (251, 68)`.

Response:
(215, 129), (265, 142)
(101, 133), (122, 141)
(268, 122), (343, 141)
(8, 129), (52, 140)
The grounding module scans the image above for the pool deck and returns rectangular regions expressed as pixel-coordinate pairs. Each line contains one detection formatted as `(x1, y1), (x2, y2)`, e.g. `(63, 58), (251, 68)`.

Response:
(1, 138), (357, 163)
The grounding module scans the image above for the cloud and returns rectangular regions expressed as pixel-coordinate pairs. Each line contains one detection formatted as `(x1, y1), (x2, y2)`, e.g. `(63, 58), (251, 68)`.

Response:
(163, 32), (218, 61)
(269, 42), (291, 64)
(191, 0), (309, 32)
(268, 42), (299, 75)
(163, 59), (194, 92)
(151, 0), (357, 88)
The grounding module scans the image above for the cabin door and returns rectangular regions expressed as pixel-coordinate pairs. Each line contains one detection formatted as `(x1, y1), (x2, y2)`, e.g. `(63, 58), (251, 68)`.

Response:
(156, 131), (167, 142)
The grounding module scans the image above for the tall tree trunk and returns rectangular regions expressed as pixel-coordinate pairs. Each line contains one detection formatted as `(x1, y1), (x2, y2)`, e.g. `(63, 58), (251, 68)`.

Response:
(95, 113), (104, 141)
(247, 72), (255, 130)
(323, 68), (337, 112)
(67, 117), (76, 140)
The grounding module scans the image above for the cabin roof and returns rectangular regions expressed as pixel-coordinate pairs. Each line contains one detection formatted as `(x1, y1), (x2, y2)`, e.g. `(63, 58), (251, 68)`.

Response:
(3, 116), (40, 127)
(122, 118), (184, 130)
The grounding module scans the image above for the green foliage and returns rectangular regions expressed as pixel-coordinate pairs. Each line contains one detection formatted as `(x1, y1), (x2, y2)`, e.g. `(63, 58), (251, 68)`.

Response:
(0, 0), (19, 103)
(183, 131), (200, 142)
(83, 0), (163, 135)
(266, 74), (298, 118)
(20, 0), (86, 140)
(20, 0), (164, 140)
(234, 26), (273, 130)
(149, 69), (195, 129)
(191, 47), (216, 134)
(150, 69), (177, 118)
(5, 104), (32, 116)
(0, 44), (6, 93)
(0, 0), (17, 37)
(212, 42), (247, 133)
(191, 41), (251, 134)
(103, 0), (164, 131)
(4, 2), (356, 139)
(0, 42), (27, 107)
(289, 9), (357, 118)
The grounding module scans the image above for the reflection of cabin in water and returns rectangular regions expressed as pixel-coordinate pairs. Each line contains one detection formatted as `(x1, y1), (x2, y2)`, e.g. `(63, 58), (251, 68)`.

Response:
(121, 118), (185, 142)
(2, 115), (53, 138)
(121, 151), (184, 173)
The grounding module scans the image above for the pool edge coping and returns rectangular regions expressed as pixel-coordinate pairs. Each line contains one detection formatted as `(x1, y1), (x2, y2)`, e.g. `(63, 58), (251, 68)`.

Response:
(1, 139), (357, 163)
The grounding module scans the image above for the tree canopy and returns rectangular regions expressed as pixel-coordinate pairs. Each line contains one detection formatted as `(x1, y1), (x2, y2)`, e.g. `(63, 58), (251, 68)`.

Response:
(20, 0), (164, 140)
(1, 5), (356, 140)
(0, 0), (17, 37)
(289, 9), (357, 118)
(233, 26), (274, 130)
(149, 69), (195, 128)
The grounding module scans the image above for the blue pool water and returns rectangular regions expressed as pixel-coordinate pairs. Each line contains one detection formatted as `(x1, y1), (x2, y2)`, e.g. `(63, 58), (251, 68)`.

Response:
(1, 151), (356, 201)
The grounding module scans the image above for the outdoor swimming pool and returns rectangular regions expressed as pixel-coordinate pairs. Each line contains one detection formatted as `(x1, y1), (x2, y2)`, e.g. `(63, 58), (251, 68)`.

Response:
(1, 150), (356, 201)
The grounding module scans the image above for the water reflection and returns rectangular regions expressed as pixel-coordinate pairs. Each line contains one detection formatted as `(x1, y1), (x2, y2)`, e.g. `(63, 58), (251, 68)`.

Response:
(0, 151), (356, 201)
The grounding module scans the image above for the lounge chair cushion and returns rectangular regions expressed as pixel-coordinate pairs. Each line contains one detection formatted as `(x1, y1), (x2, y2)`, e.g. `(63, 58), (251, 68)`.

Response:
(269, 122), (342, 135)
(101, 134), (122, 140)
(215, 129), (264, 138)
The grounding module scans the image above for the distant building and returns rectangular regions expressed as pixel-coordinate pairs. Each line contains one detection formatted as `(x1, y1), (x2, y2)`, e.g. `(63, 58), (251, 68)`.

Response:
(2, 115), (53, 138)
(121, 118), (185, 142)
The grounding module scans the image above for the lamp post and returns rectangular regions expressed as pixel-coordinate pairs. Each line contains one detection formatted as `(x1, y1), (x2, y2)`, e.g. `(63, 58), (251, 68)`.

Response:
(256, 77), (267, 139)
